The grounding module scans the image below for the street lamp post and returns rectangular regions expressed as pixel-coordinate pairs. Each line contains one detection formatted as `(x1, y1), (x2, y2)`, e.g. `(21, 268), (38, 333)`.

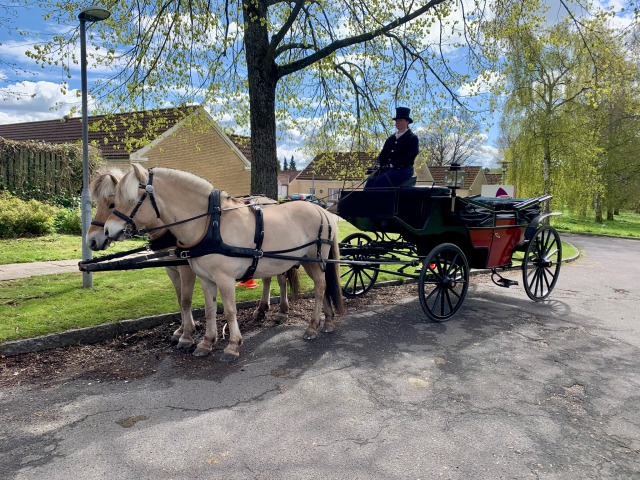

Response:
(78, 6), (110, 288)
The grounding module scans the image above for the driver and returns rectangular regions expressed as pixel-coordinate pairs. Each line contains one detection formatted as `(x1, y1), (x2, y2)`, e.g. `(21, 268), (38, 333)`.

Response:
(365, 107), (420, 189)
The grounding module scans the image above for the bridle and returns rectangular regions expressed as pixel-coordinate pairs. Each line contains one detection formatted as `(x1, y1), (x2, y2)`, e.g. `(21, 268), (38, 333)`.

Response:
(109, 169), (209, 239)
(110, 169), (161, 235)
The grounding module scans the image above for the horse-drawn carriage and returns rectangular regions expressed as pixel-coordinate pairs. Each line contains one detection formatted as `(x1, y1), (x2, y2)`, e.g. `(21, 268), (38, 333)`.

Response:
(81, 164), (561, 360)
(337, 182), (562, 321)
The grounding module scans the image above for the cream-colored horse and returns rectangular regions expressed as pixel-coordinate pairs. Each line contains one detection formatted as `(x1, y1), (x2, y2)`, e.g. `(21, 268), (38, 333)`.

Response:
(88, 167), (298, 355)
(103, 164), (344, 362)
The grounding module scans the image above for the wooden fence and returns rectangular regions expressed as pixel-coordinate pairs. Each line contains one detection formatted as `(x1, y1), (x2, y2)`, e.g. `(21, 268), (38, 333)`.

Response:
(0, 138), (99, 204)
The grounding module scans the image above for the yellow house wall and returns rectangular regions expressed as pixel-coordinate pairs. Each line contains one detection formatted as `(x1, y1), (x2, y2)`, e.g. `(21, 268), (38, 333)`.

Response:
(139, 122), (251, 196)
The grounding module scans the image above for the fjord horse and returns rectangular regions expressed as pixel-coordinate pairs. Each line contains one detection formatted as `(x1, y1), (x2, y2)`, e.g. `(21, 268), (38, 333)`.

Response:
(103, 164), (343, 362)
(88, 167), (299, 354)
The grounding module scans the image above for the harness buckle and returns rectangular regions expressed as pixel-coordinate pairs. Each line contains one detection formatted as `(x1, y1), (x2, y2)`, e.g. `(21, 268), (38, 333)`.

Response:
(179, 250), (190, 259)
(145, 184), (154, 193)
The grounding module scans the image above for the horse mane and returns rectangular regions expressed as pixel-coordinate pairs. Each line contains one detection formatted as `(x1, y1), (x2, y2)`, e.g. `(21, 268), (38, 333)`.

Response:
(117, 164), (215, 207)
(90, 166), (124, 200)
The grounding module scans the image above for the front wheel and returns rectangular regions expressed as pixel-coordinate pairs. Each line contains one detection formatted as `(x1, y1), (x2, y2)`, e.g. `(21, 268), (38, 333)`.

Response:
(522, 225), (562, 301)
(419, 243), (469, 322)
(340, 233), (379, 298)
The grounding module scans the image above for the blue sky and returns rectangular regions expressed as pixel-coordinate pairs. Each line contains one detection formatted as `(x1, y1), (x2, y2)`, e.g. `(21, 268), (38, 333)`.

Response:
(0, 1), (632, 170)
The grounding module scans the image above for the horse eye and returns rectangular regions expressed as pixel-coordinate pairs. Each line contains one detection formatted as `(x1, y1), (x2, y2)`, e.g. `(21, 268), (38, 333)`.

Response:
(109, 203), (115, 209)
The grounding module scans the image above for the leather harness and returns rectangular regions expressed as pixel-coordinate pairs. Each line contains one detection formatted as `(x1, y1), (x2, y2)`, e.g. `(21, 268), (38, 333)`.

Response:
(111, 173), (334, 282)
(175, 190), (265, 282)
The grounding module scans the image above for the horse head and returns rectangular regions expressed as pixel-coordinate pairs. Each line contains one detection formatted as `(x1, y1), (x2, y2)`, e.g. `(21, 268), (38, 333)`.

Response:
(87, 167), (124, 250)
(103, 163), (157, 242)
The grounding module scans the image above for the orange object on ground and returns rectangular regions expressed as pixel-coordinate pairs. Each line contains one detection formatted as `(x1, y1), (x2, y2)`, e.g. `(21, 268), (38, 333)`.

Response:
(236, 278), (259, 288)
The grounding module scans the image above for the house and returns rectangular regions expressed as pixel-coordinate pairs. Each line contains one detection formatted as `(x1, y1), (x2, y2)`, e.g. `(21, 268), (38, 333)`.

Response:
(0, 106), (253, 196)
(291, 150), (493, 204)
(423, 165), (488, 196)
(277, 170), (300, 199)
(289, 152), (377, 205)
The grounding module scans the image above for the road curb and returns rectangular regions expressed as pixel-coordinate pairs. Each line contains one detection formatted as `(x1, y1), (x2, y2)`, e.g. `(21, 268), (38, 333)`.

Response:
(0, 250), (580, 357)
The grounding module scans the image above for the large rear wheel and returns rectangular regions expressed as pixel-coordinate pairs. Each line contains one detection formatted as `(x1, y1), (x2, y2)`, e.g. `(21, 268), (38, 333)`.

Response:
(419, 243), (469, 322)
(522, 225), (562, 301)
(340, 233), (379, 298)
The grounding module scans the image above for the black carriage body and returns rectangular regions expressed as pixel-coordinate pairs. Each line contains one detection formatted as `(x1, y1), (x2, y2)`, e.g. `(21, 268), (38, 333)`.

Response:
(337, 187), (541, 270)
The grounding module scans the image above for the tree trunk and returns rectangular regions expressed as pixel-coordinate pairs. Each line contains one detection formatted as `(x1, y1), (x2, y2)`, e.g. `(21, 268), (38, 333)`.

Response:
(594, 191), (603, 223)
(607, 208), (614, 221)
(243, 0), (279, 199)
(542, 136), (552, 215)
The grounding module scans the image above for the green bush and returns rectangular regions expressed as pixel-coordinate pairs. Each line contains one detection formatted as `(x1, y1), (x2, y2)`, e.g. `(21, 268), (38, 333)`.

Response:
(0, 192), (57, 238)
(54, 208), (82, 235)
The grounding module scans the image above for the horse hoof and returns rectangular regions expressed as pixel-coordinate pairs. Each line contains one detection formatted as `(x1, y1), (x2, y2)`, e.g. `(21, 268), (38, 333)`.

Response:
(302, 330), (318, 341)
(176, 340), (193, 350)
(193, 347), (211, 357)
(170, 336), (180, 344)
(274, 313), (287, 325)
(252, 311), (266, 322)
(219, 352), (239, 363)
(320, 324), (335, 333)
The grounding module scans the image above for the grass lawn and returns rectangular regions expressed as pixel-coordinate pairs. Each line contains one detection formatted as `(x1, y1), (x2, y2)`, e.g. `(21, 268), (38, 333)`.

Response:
(0, 211), (618, 343)
(551, 210), (640, 238)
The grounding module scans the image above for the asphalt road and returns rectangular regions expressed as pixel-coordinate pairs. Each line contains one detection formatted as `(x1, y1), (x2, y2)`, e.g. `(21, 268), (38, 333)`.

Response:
(1, 234), (639, 479)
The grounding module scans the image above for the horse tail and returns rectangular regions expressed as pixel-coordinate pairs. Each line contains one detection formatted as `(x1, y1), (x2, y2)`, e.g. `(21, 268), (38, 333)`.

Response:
(325, 230), (345, 314)
(286, 267), (300, 301)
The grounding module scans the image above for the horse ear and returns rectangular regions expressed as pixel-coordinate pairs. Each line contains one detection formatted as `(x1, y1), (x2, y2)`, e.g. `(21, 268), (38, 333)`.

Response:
(131, 163), (148, 183)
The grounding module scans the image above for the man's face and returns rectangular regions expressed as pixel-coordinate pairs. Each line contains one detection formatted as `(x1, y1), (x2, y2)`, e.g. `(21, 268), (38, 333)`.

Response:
(395, 118), (409, 131)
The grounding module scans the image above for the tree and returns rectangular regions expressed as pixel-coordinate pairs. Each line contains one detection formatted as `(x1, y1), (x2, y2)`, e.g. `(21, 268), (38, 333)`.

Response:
(500, 22), (601, 213)
(289, 157), (297, 172)
(32, 0), (548, 198)
(30, 1), (631, 199)
(419, 109), (484, 166)
(500, 18), (640, 218)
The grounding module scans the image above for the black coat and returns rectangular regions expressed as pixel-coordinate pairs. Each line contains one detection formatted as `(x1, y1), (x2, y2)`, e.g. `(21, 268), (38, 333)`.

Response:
(377, 129), (419, 168)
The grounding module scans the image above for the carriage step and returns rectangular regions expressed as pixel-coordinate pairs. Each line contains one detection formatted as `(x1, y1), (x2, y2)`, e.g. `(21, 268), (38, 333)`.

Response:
(495, 278), (519, 288)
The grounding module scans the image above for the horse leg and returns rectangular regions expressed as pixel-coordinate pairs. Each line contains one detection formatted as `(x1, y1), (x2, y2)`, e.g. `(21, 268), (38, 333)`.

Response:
(165, 266), (196, 348)
(193, 280), (219, 357)
(321, 294), (336, 333)
(252, 276), (271, 322)
(300, 263), (326, 340)
(274, 273), (289, 325)
(217, 278), (242, 362)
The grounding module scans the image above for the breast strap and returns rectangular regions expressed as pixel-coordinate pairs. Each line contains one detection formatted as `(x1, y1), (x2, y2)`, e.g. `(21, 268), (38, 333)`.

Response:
(175, 190), (264, 282)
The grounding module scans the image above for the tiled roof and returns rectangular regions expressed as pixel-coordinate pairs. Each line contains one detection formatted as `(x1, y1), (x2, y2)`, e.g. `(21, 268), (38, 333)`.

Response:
(0, 106), (252, 163)
(297, 152), (377, 181)
(277, 171), (300, 185)
(427, 165), (483, 189)
(228, 134), (252, 161)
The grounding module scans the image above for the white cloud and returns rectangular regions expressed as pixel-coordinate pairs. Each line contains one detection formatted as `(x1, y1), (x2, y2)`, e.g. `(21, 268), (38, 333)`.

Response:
(0, 81), (82, 124)
(458, 70), (504, 97)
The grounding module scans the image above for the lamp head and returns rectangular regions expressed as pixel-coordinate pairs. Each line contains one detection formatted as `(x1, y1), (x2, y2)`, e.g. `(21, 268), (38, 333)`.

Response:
(78, 6), (111, 22)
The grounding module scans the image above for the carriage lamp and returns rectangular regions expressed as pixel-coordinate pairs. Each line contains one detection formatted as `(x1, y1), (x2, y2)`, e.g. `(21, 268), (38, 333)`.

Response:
(444, 162), (465, 189)
(501, 160), (511, 183)
(444, 162), (465, 211)
(79, 6), (111, 289)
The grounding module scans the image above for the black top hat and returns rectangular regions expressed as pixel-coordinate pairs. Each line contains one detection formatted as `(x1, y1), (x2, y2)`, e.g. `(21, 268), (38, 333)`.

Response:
(392, 106), (413, 123)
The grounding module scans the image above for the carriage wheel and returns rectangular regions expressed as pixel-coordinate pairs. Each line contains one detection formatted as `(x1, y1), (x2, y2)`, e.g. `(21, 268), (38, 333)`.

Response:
(418, 243), (469, 322)
(340, 233), (379, 298)
(522, 225), (562, 301)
